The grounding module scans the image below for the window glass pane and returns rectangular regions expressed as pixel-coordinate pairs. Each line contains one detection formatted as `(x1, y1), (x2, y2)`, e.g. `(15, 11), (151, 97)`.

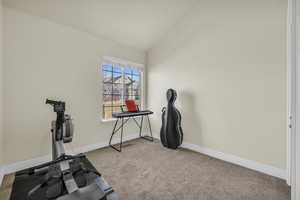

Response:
(124, 68), (132, 75)
(124, 85), (132, 96)
(131, 95), (139, 100)
(113, 73), (122, 84)
(113, 84), (123, 95)
(113, 66), (122, 73)
(112, 95), (122, 106)
(132, 69), (140, 76)
(103, 71), (112, 83)
(103, 106), (112, 119)
(124, 73), (132, 96)
(132, 75), (140, 82)
(133, 95), (140, 101)
(125, 95), (140, 102)
(102, 62), (142, 119)
(103, 83), (112, 94)
(103, 94), (112, 105)
(133, 88), (140, 96)
(132, 87), (140, 96)
(132, 76), (140, 95)
(124, 95), (134, 100)
(103, 65), (112, 71)
(124, 73), (132, 83)
(113, 106), (122, 113)
(134, 98), (140, 106)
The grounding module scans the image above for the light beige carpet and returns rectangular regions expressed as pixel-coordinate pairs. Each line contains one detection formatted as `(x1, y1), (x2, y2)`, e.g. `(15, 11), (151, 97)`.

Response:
(0, 139), (290, 200)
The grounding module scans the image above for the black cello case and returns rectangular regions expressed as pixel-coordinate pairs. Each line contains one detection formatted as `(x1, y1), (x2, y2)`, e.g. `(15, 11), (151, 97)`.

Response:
(160, 89), (183, 149)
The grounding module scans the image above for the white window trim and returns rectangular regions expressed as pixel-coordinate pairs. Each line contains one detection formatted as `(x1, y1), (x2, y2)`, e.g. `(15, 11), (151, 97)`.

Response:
(103, 56), (144, 69)
(101, 57), (145, 122)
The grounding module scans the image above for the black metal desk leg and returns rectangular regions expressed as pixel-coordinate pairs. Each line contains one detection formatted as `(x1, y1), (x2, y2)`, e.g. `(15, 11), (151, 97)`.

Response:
(147, 115), (154, 141)
(109, 118), (131, 152)
(140, 115), (154, 142)
(120, 117), (124, 152)
(109, 118), (123, 152)
(109, 119), (119, 146)
(139, 116), (144, 137)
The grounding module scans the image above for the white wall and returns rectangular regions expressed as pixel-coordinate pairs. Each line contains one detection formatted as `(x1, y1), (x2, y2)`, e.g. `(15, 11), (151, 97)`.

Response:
(3, 7), (146, 165)
(0, 0), (3, 167)
(2, 0), (199, 51)
(147, 0), (287, 169)
(296, 0), (300, 198)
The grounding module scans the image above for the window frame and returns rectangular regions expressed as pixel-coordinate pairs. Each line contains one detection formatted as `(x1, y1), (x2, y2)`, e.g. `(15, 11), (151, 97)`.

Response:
(101, 57), (145, 122)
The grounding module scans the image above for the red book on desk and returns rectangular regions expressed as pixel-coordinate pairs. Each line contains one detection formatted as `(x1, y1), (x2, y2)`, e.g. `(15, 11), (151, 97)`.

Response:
(125, 100), (138, 112)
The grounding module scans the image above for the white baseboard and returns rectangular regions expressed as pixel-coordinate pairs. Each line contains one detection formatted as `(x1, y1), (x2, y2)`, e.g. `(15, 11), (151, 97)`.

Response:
(181, 143), (286, 180)
(153, 134), (286, 180)
(0, 133), (141, 185)
(1, 133), (286, 185)
(3, 154), (52, 175)
(70, 133), (140, 155)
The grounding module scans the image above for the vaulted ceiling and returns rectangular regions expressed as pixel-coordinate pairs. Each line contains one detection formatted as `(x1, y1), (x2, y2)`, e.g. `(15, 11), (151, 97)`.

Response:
(3, 0), (198, 51)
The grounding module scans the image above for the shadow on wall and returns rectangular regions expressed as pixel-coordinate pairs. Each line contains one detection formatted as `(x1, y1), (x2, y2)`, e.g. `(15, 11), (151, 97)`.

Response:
(177, 90), (202, 144)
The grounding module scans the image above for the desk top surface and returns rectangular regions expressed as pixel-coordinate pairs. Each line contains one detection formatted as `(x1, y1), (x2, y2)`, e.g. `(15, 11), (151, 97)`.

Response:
(112, 110), (153, 118)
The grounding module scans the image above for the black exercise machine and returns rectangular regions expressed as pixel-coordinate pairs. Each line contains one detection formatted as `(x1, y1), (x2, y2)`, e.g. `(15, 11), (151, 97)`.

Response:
(13, 99), (121, 200)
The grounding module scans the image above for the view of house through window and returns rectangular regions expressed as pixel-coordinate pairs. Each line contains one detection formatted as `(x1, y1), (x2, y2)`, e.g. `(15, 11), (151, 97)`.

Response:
(102, 64), (142, 119)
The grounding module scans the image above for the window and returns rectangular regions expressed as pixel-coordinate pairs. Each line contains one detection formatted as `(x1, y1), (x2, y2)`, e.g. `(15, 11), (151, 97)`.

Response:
(102, 57), (143, 120)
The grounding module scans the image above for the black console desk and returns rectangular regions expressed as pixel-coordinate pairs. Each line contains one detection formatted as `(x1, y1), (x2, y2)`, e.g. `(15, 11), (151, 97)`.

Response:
(109, 110), (154, 152)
